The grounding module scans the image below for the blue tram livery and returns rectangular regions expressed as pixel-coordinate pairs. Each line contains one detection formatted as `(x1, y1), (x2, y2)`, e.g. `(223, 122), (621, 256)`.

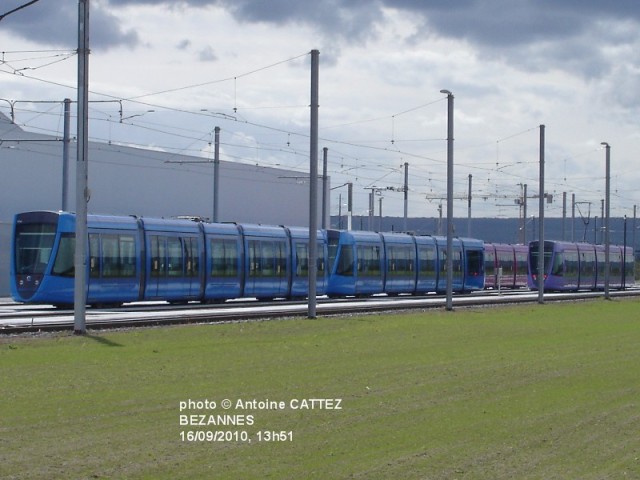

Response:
(14, 211), (636, 307)
(527, 240), (634, 291)
(12, 211), (487, 307)
(11, 211), (329, 307)
(326, 229), (485, 297)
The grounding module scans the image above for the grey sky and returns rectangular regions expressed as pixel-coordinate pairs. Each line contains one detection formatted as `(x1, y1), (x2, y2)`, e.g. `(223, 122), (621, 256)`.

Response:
(2, 0), (638, 82)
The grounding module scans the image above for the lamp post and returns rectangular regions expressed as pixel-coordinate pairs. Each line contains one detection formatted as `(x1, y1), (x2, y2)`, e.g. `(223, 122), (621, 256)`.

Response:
(601, 142), (611, 300)
(74, 0), (90, 335)
(440, 89), (454, 311)
(537, 125), (545, 304)
(308, 49), (319, 319)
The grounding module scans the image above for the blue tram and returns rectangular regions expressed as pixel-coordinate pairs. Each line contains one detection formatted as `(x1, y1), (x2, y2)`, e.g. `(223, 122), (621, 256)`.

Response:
(11, 211), (328, 306)
(527, 240), (634, 291)
(326, 230), (484, 296)
(12, 211), (488, 307)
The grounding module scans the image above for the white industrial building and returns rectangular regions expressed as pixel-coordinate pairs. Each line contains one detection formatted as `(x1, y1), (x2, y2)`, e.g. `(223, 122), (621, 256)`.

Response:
(0, 113), (326, 296)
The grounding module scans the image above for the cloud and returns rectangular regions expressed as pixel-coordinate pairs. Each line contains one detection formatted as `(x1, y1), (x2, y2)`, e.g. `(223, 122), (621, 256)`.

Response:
(0, 0), (139, 50)
(176, 39), (191, 50)
(4, 0), (640, 80)
(198, 45), (217, 62)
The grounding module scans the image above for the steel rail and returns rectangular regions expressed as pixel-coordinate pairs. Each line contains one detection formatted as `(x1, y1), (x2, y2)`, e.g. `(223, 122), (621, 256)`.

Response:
(1, 289), (639, 335)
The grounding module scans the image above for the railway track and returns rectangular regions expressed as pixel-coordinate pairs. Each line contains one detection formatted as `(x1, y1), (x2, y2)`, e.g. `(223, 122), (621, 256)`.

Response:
(2, 288), (639, 335)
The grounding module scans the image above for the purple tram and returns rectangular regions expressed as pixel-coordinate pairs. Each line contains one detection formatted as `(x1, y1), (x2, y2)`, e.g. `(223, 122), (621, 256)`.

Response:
(527, 240), (634, 291)
(484, 243), (529, 289)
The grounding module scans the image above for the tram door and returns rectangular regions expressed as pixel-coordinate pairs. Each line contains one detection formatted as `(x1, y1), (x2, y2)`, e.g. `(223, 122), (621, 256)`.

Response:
(148, 235), (200, 300)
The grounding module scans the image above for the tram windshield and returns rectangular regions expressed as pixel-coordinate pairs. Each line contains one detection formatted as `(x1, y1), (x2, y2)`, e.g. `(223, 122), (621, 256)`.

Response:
(14, 222), (57, 275)
(529, 247), (553, 276)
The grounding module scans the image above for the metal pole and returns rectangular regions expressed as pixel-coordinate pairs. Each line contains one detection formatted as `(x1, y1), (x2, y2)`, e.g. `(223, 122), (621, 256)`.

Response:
(347, 182), (353, 231)
(368, 191), (374, 231)
(518, 183), (524, 243)
(601, 199), (605, 245)
(537, 125), (545, 304)
(403, 162), (408, 232)
(467, 174), (472, 237)
(213, 126), (220, 222)
(441, 90), (454, 311)
(378, 197), (383, 231)
(562, 192), (567, 241)
(308, 49), (319, 319)
(623, 215), (627, 289)
(633, 205), (637, 262)
(74, 0), (89, 334)
(322, 147), (328, 230)
(572, 193), (576, 242)
(62, 98), (71, 211)
(602, 142), (611, 299)
(523, 184), (527, 244)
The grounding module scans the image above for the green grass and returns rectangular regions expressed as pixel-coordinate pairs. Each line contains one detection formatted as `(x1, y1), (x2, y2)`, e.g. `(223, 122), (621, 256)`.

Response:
(2, 299), (640, 479)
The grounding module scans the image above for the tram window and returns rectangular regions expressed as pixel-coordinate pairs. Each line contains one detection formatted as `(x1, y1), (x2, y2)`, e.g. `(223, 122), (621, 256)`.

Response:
(484, 251), (495, 277)
(328, 237), (339, 268)
(316, 242), (325, 276)
(515, 253), (528, 275)
(295, 242), (324, 277)
(211, 239), (238, 277)
(167, 237), (183, 277)
(184, 237), (200, 278)
(119, 235), (136, 277)
(336, 246), (354, 276)
(248, 240), (260, 277)
(101, 234), (136, 278)
(498, 252), (514, 276)
(358, 245), (381, 277)
(372, 246), (382, 275)
(51, 232), (135, 278)
(625, 253), (635, 282)
(52, 234), (75, 277)
(273, 242), (287, 277)
(418, 246), (437, 277)
(566, 251), (579, 278)
(296, 243), (308, 276)
(551, 253), (564, 276)
(211, 240), (224, 276)
(15, 223), (56, 275)
(610, 252), (622, 277)
(150, 236), (163, 277)
(225, 241), (238, 276)
(441, 248), (462, 275)
(247, 239), (286, 277)
(581, 252), (595, 276)
(89, 234), (100, 278)
(466, 250), (483, 276)
(261, 242), (275, 276)
(453, 248), (463, 274)
(529, 249), (553, 275)
(388, 246), (413, 276)
(102, 235), (119, 277)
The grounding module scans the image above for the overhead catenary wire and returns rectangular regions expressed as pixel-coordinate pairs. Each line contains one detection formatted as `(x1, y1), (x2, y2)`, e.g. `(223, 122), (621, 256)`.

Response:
(0, 0), (40, 22)
(1, 48), (635, 218)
